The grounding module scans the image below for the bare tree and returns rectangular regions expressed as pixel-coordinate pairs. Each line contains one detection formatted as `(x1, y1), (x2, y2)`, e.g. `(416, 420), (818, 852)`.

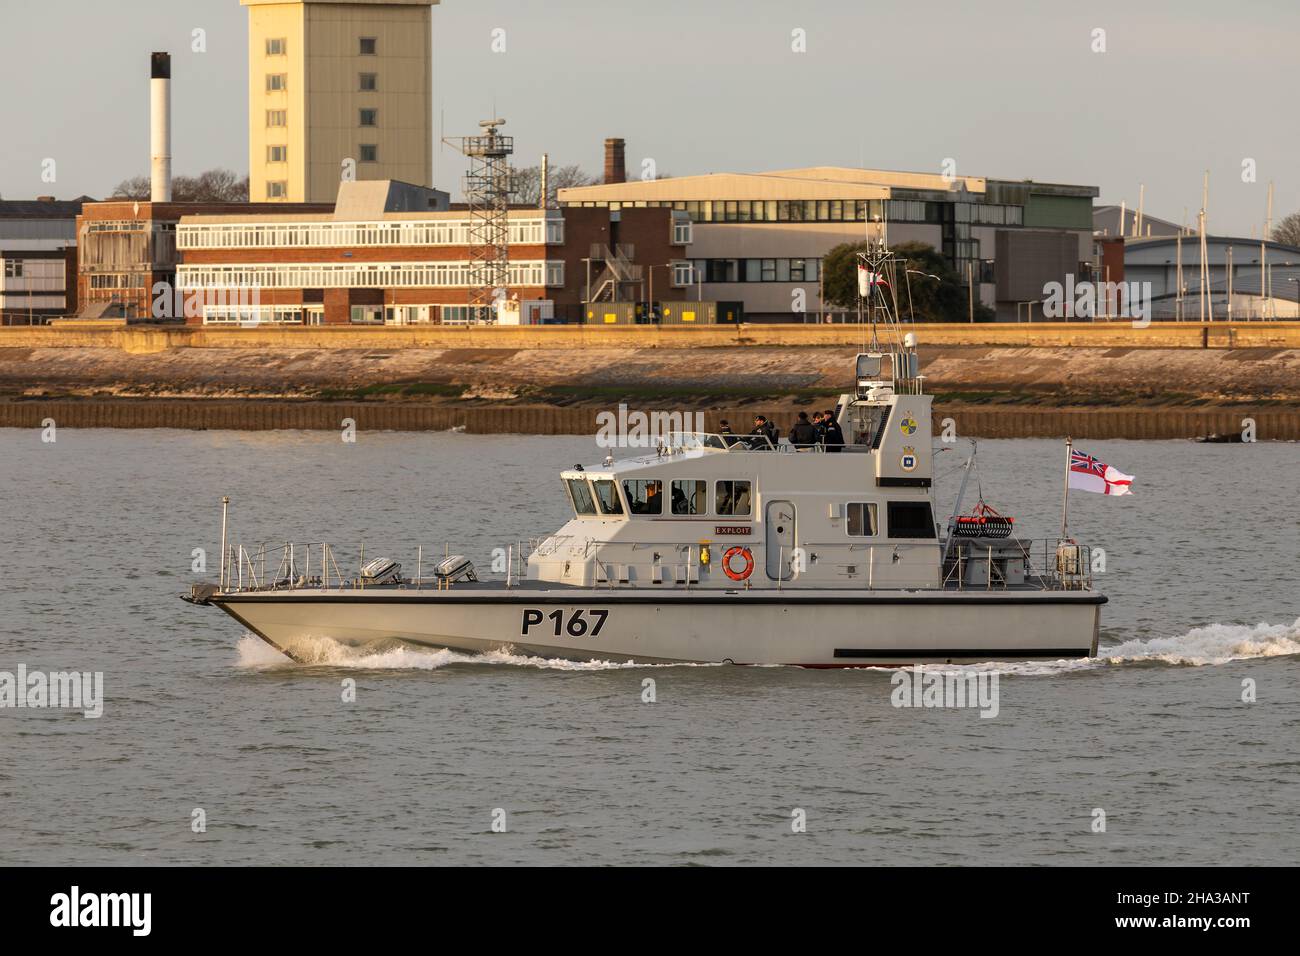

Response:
(1271, 211), (1300, 248)
(110, 175), (151, 199)
(110, 168), (249, 202)
(511, 163), (597, 207)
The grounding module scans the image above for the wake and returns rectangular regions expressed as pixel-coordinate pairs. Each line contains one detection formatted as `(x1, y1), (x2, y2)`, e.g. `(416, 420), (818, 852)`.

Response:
(233, 617), (1300, 674)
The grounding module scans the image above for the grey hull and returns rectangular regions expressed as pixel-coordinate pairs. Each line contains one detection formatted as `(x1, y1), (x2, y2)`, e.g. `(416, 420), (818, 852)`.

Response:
(216, 586), (1104, 666)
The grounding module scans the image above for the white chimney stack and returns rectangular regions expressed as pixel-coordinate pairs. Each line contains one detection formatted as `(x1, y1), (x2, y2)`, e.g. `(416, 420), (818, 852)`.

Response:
(151, 52), (172, 203)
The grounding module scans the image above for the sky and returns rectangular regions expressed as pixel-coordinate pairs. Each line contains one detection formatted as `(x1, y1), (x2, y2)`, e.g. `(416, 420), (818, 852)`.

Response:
(1, 0), (1296, 235)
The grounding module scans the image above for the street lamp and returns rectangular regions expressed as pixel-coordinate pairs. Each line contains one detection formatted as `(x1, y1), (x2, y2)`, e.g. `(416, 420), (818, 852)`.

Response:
(646, 263), (675, 323)
(904, 269), (941, 323)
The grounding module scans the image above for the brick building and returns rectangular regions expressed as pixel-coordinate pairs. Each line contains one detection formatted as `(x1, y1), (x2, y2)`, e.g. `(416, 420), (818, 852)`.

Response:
(77, 198), (330, 320)
(173, 181), (692, 325)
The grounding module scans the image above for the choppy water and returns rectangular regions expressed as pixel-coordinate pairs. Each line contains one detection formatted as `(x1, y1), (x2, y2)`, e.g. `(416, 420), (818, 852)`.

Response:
(0, 429), (1296, 865)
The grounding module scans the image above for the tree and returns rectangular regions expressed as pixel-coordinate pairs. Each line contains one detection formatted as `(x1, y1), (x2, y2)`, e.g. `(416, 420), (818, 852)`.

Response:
(510, 164), (597, 207)
(821, 240), (994, 322)
(1271, 211), (1300, 248)
(110, 168), (249, 202)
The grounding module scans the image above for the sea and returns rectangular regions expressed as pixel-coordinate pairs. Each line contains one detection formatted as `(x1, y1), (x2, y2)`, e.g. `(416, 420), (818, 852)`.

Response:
(1, 428), (1296, 865)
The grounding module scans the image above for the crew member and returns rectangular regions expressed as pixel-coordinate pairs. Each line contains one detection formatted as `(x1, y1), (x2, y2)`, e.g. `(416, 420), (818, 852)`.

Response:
(822, 410), (845, 452)
(789, 411), (819, 450)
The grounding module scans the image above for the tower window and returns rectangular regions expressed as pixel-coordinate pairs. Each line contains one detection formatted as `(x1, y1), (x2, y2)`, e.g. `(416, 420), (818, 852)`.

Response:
(359, 108), (378, 127)
(266, 38), (286, 56)
(266, 73), (287, 92)
(359, 37), (377, 55)
(359, 73), (377, 92)
(267, 145), (287, 163)
(359, 144), (378, 163)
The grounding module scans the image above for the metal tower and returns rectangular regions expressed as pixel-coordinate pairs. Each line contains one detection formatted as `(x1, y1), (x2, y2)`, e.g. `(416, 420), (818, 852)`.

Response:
(444, 119), (513, 321)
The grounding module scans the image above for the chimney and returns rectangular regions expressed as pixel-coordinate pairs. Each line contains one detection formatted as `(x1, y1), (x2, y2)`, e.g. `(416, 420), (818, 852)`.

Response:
(603, 138), (625, 185)
(150, 52), (172, 203)
(539, 153), (549, 210)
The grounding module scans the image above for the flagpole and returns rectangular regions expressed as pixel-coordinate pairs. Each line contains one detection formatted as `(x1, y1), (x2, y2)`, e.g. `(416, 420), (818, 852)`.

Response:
(1061, 436), (1072, 540)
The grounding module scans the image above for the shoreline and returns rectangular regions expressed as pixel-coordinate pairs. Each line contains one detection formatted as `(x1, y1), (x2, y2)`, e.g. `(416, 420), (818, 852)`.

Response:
(0, 398), (1292, 440)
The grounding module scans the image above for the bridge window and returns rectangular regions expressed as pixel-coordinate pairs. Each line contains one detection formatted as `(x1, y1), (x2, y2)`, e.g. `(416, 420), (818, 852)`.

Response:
(623, 479), (662, 515)
(566, 478), (597, 516)
(846, 502), (878, 536)
(592, 479), (624, 516)
(887, 501), (936, 539)
(716, 480), (751, 516)
(671, 479), (706, 515)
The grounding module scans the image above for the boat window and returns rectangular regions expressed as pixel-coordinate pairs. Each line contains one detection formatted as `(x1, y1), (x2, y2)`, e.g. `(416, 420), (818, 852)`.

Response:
(592, 479), (624, 516)
(671, 479), (707, 515)
(566, 478), (597, 516)
(846, 502), (878, 536)
(623, 479), (662, 515)
(887, 501), (937, 539)
(716, 480), (752, 516)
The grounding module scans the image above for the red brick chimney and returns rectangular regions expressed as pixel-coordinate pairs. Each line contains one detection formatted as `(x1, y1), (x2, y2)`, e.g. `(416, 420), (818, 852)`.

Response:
(604, 138), (626, 185)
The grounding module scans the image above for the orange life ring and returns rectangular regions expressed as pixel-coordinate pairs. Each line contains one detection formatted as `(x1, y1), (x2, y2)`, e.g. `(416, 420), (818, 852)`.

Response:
(722, 546), (754, 581)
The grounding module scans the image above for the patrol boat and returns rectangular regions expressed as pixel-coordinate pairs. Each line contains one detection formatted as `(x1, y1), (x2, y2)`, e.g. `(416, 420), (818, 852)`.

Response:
(183, 248), (1106, 666)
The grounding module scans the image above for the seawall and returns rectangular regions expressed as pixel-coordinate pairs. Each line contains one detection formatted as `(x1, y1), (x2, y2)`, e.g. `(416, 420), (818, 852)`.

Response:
(7, 321), (1300, 352)
(0, 400), (1291, 440)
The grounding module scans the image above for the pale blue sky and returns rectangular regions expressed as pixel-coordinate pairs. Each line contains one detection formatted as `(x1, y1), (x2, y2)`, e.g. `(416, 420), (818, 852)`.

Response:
(1, 0), (1295, 234)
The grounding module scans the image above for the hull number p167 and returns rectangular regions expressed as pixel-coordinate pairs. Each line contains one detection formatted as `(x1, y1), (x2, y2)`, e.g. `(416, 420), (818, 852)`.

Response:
(522, 608), (609, 637)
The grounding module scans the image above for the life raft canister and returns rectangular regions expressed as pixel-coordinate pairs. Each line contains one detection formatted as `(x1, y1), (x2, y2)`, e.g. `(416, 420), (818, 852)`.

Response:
(722, 546), (754, 581)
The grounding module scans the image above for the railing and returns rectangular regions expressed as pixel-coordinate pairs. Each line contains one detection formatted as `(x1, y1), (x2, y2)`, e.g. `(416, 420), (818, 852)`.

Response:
(660, 431), (873, 455)
(217, 539), (532, 593)
(940, 537), (1094, 591)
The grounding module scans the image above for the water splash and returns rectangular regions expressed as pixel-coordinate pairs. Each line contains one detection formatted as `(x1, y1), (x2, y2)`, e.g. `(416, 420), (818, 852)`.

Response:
(234, 634), (707, 671)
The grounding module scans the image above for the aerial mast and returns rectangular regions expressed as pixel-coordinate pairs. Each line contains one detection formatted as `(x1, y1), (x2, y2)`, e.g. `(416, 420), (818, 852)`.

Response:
(443, 118), (514, 322)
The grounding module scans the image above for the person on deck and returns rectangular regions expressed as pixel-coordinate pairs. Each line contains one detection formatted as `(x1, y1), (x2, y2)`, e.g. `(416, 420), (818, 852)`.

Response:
(789, 411), (819, 450)
(822, 410), (845, 452)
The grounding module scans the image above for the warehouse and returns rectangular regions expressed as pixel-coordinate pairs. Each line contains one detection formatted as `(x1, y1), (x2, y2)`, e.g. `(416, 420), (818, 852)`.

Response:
(559, 155), (1098, 322)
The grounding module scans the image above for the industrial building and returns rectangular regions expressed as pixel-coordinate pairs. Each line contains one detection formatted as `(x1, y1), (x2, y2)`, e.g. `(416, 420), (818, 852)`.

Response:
(559, 152), (1099, 322)
(1114, 234), (1300, 320)
(243, 0), (436, 203)
(0, 197), (92, 325)
(174, 179), (690, 325)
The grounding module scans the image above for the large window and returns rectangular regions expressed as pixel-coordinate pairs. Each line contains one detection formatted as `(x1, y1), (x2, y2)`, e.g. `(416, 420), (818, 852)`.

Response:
(846, 502), (878, 536)
(592, 480), (624, 516)
(566, 478), (597, 516)
(672, 219), (692, 244)
(887, 501), (936, 539)
(622, 480), (663, 515)
(670, 479), (706, 515)
(716, 480), (752, 517)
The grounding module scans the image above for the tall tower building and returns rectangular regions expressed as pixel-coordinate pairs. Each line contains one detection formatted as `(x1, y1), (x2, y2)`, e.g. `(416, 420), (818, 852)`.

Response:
(243, 0), (435, 203)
